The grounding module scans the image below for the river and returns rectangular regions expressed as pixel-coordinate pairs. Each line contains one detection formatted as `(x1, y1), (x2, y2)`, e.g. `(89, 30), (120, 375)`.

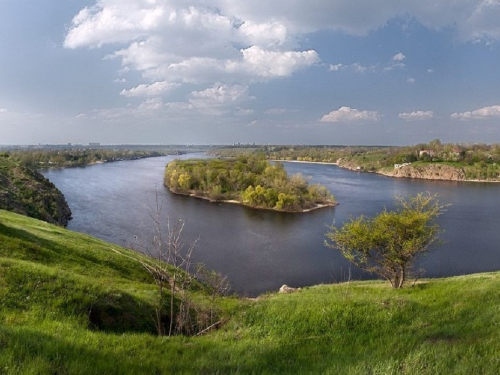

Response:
(41, 155), (500, 296)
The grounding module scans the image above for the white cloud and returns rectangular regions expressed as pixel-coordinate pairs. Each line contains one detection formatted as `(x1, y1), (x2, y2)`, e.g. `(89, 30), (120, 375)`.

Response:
(65, 1), (317, 91)
(393, 52), (406, 61)
(329, 62), (372, 73)
(384, 53), (406, 71)
(237, 20), (288, 47)
(164, 84), (253, 116)
(138, 98), (164, 110)
(329, 63), (344, 71)
(351, 63), (368, 73)
(406, 77), (415, 84)
(451, 105), (500, 120)
(64, 0), (500, 116)
(239, 46), (318, 78)
(0, 108), (7, 114)
(321, 106), (380, 123)
(399, 110), (434, 121)
(189, 84), (249, 108)
(120, 81), (180, 97)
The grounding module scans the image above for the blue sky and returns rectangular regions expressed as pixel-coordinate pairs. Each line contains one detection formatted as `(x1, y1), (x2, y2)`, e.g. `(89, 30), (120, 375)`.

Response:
(1, 0), (500, 145)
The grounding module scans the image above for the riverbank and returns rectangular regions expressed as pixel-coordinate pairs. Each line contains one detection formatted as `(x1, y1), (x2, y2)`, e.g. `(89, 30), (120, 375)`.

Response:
(277, 159), (500, 183)
(0, 154), (72, 226)
(167, 188), (337, 213)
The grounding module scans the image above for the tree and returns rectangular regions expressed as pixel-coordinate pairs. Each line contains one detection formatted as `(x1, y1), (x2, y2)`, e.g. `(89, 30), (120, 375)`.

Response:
(325, 193), (446, 288)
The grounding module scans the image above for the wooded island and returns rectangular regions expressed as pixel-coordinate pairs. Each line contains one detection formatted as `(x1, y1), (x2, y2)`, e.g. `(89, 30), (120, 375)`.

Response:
(164, 155), (336, 212)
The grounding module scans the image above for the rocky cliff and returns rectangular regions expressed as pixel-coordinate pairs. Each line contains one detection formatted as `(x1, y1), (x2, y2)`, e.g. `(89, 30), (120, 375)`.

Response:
(0, 155), (72, 226)
(380, 164), (466, 181)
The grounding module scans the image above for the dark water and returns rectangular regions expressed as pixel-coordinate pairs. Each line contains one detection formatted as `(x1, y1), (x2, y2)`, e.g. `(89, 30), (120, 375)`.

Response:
(41, 155), (500, 296)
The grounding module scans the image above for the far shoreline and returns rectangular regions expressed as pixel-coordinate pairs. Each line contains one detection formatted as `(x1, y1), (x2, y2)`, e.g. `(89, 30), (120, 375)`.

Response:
(274, 159), (500, 184)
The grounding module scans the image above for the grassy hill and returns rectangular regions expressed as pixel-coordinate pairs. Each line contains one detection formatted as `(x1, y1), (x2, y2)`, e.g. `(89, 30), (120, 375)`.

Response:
(1, 209), (500, 374)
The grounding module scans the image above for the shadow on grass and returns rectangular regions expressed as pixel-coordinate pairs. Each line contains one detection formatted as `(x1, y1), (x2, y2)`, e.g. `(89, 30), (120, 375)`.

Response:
(0, 325), (162, 374)
(0, 223), (149, 283)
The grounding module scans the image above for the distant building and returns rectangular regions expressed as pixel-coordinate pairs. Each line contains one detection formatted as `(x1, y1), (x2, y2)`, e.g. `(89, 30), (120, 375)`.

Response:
(419, 150), (435, 158)
(89, 142), (100, 147)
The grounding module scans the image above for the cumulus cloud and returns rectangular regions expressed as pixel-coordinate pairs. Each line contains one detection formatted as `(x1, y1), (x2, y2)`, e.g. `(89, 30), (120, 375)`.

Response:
(451, 105), (500, 120)
(65, 1), (317, 87)
(399, 110), (434, 121)
(321, 106), (380, 123)
(64, 0), (500, 117)
(164, 84), (254, 115)
(188, 84), (250, 108)
(121, 81), (180, 97)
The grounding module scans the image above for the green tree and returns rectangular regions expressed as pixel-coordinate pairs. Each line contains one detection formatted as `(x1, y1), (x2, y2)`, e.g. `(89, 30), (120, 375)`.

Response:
(325, 193), (446, 288)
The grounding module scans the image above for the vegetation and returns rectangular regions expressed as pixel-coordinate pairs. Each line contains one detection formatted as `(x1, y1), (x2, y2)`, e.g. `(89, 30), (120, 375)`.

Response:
(0, 153), (71, 225)
(7, 148), (169, 169)
(326, 194), (446, 288)
(1, 209), (500, 373)
(213, 140), (500, 181)
(164, 155), (335, 212)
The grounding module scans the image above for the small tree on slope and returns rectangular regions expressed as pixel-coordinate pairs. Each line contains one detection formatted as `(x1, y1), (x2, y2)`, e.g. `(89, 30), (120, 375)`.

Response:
(325, 193), (446, 288)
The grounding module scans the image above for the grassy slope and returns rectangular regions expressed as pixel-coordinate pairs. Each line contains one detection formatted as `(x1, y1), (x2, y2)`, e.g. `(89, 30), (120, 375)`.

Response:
(1, 209), (500, 374)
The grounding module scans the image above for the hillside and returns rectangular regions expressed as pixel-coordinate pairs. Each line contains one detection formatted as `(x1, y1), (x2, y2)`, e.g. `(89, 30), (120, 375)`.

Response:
(1, 209), (500, 373)
(0, 153), (71, 225)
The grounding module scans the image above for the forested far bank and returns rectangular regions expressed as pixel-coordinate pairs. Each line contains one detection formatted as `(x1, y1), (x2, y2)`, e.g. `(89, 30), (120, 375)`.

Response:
(211, 140), (500, 181)
(164, 155), (336, 212)
(6, 148), (178, 169)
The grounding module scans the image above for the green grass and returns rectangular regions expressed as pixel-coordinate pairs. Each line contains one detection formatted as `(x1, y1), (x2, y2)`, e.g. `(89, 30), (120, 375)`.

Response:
(1, 209), (500, 374)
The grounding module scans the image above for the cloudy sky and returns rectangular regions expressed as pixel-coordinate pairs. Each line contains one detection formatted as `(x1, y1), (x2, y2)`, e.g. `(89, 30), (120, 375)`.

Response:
(1, 0), (500, 145)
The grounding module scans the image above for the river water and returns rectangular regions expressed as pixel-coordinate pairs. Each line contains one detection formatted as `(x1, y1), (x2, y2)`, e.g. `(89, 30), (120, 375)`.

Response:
(41, 155), (500, 296)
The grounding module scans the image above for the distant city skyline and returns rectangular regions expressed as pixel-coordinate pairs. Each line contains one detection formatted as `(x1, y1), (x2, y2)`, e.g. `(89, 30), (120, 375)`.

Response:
(2, 1), (500, 146)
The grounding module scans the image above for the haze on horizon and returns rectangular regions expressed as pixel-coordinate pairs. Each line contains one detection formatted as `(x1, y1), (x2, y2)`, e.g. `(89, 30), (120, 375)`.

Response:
(1, 1), (500, 146)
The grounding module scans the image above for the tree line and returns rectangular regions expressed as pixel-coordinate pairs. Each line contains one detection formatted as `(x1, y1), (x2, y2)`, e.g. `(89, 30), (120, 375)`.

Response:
(7, 149), (167, 169)
(213, 140), (500, 180)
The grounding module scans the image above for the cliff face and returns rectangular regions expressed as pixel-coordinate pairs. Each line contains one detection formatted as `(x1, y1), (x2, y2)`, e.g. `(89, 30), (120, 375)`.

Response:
(0, 156), (72, 226)
(380, 164), (466, 181)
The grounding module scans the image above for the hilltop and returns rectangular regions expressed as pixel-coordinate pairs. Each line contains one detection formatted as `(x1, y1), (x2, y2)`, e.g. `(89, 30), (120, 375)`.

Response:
(1, 209), (500, 373)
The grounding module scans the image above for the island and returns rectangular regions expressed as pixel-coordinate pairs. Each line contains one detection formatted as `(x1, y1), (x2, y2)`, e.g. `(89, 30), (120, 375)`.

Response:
(164, 155), (336, 212)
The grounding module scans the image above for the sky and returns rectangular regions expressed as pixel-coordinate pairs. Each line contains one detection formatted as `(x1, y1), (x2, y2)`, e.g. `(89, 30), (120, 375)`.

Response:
(1, 1), (500, 146)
